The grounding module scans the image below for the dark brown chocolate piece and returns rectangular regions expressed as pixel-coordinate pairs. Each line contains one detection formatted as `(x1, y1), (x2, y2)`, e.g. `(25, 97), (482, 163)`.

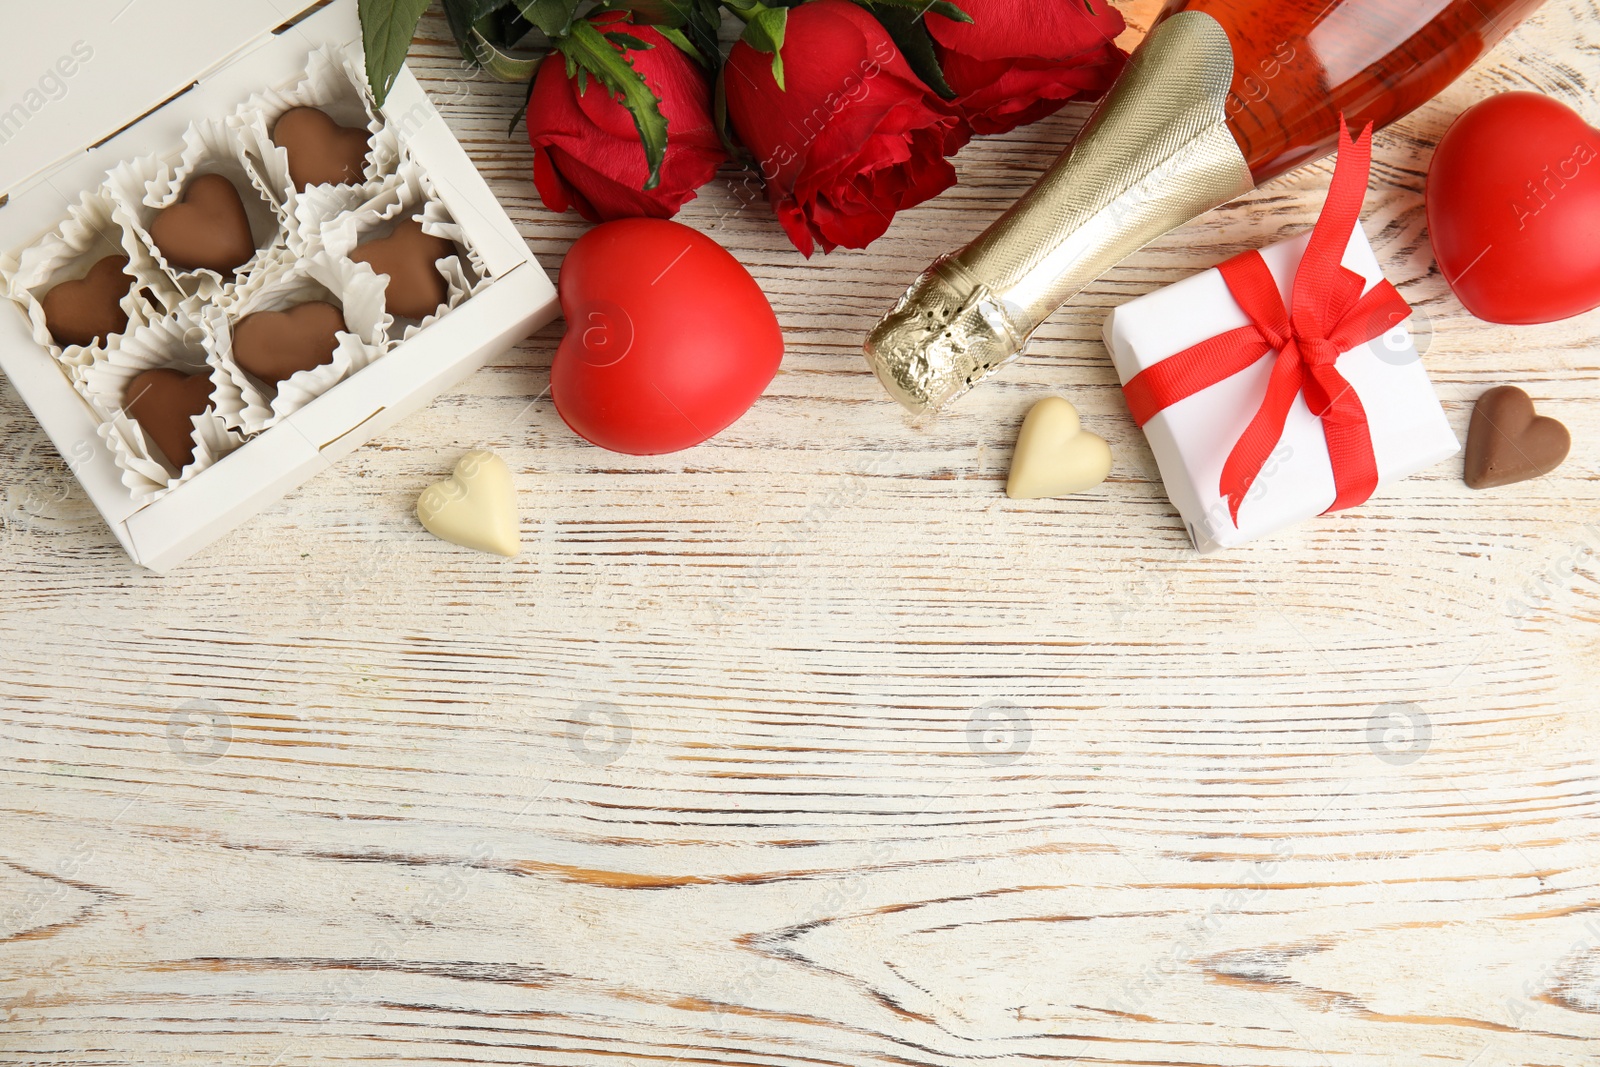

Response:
(124, 368), (214, 470)
(232, 301), (345, 386)
(1464, 386), (1571, 489)
(148, 173), (256, 275)
(41, 255), (133, 348)
(272, 106), (370, 190)
(350, 218), (455, 320)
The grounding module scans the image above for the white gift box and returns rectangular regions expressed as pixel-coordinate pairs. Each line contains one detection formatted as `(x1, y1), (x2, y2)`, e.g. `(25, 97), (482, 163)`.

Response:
(1103, 225), (1459, 552)
(0, 0), (558, 571)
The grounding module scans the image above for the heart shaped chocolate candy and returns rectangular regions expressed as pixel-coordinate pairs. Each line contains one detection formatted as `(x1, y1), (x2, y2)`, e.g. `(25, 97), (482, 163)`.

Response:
(417, 450), (521, 557)
(41, 255), (134, 348)
(123, 368), (215, 470)
(232, 301), (346, 386)
(149, 173), (257, 275)
(1464, 386), (1571, 490)
(273, 106), (370, 190)
(351, 218), (456, 320)
(1006, 396), (1113, 499)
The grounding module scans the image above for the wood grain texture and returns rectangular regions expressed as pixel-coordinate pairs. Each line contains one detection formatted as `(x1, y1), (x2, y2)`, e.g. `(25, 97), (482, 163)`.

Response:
(4, 2), (1600, 1066)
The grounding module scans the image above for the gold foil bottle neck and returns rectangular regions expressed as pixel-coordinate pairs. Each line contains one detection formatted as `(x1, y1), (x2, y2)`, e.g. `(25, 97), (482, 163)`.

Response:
(863, 10), (1255, 415)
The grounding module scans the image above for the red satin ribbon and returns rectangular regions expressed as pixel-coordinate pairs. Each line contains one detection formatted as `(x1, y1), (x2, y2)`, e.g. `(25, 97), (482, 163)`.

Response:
(1122, 118), (1413, 525)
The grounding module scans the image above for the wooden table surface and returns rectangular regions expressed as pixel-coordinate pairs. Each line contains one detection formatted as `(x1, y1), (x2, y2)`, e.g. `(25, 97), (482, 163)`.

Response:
(5, 3), (1600, 1065)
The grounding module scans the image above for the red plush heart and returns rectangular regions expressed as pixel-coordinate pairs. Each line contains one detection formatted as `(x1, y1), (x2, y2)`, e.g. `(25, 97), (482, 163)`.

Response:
(1427, 92), (1600, 325)
(551, 218), (784, 455)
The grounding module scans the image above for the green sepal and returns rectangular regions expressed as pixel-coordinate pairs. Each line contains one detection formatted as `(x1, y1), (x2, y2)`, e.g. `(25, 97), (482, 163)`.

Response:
(656, 25), (708, 66)
(601, 0), (692, 27)
(856, 0), (970, 21)
(739, 6), (788, 90)
(556, 19), (671, 190)
(509, 72), (540, 136)
(515, 0), (582, 38)
(864, 6), (956, 99)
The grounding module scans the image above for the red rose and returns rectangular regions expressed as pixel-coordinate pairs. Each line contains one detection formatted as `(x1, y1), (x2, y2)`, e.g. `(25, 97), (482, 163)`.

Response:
(928, 0), (1128, 136)
(724, 0), (970, 257)
(528, 14), (727, 222)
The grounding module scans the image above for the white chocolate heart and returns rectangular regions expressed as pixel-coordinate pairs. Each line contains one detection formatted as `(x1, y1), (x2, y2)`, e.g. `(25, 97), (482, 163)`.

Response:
(417, 450), (521, 557)
(1006, 396), (1112, 499)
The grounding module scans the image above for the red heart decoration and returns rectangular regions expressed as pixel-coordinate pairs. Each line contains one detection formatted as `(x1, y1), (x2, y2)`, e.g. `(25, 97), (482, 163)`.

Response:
(1427, 92), (1600, 325)
(551, 218), (783, 455)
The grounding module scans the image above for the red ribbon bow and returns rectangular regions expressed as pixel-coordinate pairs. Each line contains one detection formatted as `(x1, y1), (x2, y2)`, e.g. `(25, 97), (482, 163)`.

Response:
(1121, 118), (1412, 525)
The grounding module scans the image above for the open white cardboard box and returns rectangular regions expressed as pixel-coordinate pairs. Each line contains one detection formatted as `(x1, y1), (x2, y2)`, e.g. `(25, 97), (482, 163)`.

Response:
(0, 0), (559, 571)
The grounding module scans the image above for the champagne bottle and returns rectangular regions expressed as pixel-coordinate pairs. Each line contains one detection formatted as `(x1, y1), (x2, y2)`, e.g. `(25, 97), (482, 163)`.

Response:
(863, 0), (1548, 414)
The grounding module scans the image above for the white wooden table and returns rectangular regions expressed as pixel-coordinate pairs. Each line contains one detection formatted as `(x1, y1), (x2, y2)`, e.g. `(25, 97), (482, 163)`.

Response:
(4, 3), (1600, 1065)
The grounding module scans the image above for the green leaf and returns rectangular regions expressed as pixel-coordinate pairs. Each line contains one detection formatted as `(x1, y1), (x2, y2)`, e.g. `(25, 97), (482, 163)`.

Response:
(557, 19), (670, 190)
(460, 0), (518, 18)
(868, 6), (956, 98)
(515, 0), (581, 37)
(442, 0), (480, 61)
(359, 0), (433, 107)
(467, 30), (546, 81)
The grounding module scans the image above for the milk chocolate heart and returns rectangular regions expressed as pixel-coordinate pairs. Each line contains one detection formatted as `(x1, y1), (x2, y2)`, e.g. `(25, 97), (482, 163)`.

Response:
(1464, 386), (1571, 490)
(123, 368), (215, 470)
(273, 106), (370, 190)
(350, 218), (455, 320)
(41, 255), (133, 348)
(232, 301), (345, 386)
(149, 173), (257, 275)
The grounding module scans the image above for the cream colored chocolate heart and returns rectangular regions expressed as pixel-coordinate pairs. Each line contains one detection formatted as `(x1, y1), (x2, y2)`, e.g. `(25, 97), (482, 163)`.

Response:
(1006, 396), (1112, 499)
(417, 450), (521, 557)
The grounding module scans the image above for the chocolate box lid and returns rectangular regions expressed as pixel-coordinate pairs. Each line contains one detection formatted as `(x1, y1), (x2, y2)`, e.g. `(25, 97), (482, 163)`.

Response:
(0, 0), (309, 201)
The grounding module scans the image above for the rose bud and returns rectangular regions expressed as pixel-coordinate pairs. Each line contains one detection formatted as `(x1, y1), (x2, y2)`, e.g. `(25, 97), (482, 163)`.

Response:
(928, 0), (1128, 136)
(528, 13), (727, 221)
(724, 0), (970, 257)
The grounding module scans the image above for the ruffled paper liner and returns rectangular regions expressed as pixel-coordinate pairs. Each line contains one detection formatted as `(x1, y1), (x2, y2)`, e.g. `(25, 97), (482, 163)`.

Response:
(305, 159), (490, 343)
(105, 118), (285, 305)
(204, 248), (390, 434)
(230, 43), (401, 253)
(78, 312), (246, 505)
(2, 189), (180, 380)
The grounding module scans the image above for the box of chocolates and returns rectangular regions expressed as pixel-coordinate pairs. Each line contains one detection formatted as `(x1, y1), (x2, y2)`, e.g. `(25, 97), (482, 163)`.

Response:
(0, 0), (558, 570)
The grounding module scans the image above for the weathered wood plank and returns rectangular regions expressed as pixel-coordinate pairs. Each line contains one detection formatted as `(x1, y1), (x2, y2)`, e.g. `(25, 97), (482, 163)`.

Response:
(3, 2), (1599, 1066)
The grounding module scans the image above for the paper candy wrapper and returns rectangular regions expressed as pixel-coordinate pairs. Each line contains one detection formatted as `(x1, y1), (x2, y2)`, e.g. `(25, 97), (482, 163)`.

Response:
(308, 159), (489, 342)
(205, 248), (390, 433)
(77, 311), (246, 506)
(1, 189), (178, 380)
(105, 118), (284, 305)
(230, 43), (401, 252)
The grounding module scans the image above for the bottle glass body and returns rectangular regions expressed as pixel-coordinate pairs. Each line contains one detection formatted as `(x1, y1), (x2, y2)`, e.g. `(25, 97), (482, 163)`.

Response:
(1160, 0), (1548, 183)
